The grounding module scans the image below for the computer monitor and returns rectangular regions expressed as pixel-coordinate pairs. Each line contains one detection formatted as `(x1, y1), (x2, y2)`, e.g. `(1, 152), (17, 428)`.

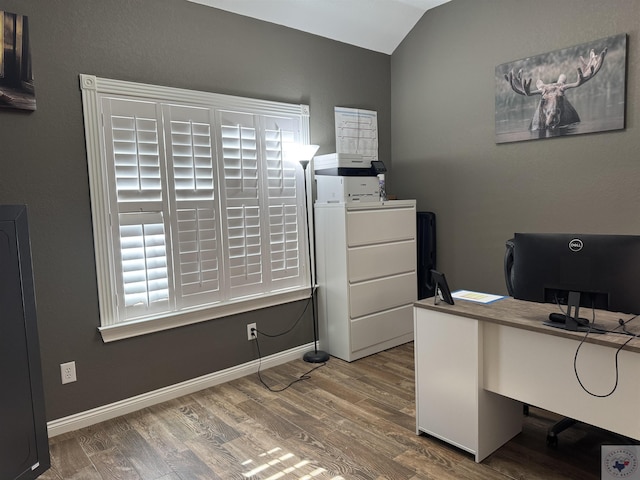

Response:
(506, 233), (640, 328)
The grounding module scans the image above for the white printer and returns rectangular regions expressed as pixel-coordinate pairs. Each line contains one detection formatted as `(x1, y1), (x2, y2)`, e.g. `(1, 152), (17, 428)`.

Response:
(314, 153), (373, 176)
(314, 153), (386, 203)
(316, 176), (380, 203)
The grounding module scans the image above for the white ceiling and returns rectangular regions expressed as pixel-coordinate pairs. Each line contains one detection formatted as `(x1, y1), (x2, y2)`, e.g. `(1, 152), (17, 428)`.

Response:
(187, 0), (451, 54)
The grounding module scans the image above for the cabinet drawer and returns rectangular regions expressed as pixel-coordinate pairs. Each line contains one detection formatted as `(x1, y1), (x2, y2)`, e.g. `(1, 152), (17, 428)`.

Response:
(348, 240), (416, 282)
(349, 272), (416, 318)
(347, 207), (415, 246)
(351, 304), (413, 353)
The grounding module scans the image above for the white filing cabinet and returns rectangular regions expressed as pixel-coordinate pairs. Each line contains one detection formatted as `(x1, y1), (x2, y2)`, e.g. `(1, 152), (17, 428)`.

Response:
(314, 200), (417, 361)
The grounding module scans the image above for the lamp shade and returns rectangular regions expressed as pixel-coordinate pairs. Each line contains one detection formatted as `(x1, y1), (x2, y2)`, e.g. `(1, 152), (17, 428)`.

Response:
(282, 143), (320, 166)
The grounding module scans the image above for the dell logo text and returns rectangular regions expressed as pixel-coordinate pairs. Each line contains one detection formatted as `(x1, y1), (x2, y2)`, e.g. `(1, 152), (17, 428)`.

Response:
(569, 239), (584, 252)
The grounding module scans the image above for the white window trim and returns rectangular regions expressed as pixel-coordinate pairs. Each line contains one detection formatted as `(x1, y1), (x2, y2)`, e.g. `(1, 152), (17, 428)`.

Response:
(98, 288), (310, 343)
(80, 74), (312, 342)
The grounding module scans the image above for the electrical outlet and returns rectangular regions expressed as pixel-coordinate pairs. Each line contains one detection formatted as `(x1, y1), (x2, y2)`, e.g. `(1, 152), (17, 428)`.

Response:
(247, 323), (257, 341)
(60, 361), (77, 384)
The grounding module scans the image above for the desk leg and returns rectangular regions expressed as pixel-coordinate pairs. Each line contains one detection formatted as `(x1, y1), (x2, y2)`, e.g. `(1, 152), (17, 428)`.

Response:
(470, 316), (524, 462)
(414, 308), (523, 463)
(476, 390), (523, 462)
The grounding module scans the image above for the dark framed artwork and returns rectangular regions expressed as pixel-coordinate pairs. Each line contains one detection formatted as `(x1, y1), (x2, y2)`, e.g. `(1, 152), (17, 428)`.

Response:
(1, 10), (36, 111)
(495, 34), (626, 144)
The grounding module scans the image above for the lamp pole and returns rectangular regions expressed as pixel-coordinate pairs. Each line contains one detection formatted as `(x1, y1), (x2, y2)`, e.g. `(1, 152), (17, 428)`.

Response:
(299, 159), (329, 363)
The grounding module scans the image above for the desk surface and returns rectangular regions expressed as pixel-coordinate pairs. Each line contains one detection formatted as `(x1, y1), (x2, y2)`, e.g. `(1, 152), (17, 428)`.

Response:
(415, 296), (640, 353)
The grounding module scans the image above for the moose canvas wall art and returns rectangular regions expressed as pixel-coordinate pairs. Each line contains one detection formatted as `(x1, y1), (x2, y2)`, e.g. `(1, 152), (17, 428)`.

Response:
(495, 34), (626, 144)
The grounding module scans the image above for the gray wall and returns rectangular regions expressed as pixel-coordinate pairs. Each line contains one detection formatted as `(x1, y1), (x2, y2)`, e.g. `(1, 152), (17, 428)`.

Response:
(391, 0), (640, 295)
(8, 0), (636, 425)
(0, 0), (390, 420)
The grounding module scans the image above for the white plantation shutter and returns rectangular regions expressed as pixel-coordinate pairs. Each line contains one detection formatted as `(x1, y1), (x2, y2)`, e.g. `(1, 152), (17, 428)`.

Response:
(101, 98), (173, 321)
(163, 105), (223, 308)
(263, 116), (305, 288)
(118, 212), (170, 317)
(81, 75), (311, 339)
(217, 111), (307, 297)
(218, 111), (264, 297)
(106, 100), (164, 203)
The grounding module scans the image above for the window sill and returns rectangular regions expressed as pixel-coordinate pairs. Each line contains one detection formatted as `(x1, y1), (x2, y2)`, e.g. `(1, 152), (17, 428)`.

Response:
(98, 287), (310, 343)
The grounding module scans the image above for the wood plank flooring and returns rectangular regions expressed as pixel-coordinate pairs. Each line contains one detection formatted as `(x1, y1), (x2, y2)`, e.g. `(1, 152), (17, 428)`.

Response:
(40, 342), (628, 479)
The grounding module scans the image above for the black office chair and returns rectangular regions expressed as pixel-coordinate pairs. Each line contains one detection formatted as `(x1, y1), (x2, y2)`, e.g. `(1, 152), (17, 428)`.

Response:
(504, 238), (575, 448)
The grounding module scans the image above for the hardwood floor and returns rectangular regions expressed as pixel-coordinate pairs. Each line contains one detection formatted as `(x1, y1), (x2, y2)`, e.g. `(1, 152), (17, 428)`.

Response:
(41, 342), (625, 479)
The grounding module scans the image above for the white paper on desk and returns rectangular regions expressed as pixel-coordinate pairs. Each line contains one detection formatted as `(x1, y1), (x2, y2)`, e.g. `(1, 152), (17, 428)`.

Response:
(334, 106), (378, 160)
(452, 290), (505, 304)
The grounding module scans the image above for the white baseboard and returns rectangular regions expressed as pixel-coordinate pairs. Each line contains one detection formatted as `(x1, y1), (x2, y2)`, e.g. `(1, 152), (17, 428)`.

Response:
(47, 342), (314, 438)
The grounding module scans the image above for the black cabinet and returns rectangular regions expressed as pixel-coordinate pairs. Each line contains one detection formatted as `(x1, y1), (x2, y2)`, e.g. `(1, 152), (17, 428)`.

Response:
(0, 205), (50, 479)
(416, 211), (436, 300)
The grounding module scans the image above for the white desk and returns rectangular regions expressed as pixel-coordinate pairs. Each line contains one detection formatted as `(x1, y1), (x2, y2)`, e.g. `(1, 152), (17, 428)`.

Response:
(414, 297), (640, 462)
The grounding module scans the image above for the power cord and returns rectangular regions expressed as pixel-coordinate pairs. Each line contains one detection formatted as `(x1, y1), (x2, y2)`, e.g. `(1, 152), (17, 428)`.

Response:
(253, 331), (325, 392)
(572, 310), (639, 398)
(253, 294), (311, 339)
(615, 315), (640, 336)
(249, 295), (326, 392)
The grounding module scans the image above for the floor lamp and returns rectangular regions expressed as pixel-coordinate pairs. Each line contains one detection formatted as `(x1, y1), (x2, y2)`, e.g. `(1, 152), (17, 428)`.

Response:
(293, 145), (330, 363)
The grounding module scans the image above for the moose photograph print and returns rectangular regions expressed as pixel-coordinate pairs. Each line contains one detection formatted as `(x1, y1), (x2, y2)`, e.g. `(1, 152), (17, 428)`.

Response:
(495, 34), (626, 144)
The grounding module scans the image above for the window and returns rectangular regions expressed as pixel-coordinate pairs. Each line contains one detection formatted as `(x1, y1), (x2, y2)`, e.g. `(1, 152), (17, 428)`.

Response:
(80, 75), (312, 342)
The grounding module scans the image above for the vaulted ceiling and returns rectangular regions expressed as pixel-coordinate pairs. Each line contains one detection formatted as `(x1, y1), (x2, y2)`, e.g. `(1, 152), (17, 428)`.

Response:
(187, 0), (451, 54)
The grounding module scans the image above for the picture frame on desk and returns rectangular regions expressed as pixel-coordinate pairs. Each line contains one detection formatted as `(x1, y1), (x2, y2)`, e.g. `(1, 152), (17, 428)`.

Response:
(431, 269), (454, 305)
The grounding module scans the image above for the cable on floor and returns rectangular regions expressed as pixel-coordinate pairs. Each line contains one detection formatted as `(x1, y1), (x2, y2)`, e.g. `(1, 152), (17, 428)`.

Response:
(251, 294), (326, 392)
(254, 332), (325, 392)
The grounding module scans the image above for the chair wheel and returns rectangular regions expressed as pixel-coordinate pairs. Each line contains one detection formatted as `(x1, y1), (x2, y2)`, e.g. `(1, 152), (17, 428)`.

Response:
(546, 434), (558, 448)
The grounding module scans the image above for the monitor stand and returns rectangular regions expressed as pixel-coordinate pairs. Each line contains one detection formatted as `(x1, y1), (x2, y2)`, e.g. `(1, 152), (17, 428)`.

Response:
(542, 291), (606, 334)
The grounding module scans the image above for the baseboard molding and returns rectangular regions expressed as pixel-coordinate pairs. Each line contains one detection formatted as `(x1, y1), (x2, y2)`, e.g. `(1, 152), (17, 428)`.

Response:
(47, 342), (314, 438)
